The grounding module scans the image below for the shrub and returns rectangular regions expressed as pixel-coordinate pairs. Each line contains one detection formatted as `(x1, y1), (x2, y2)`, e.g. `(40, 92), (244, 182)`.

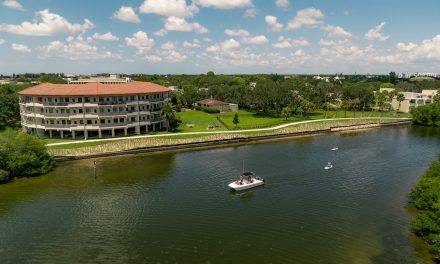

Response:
(0, 130), (55, 181)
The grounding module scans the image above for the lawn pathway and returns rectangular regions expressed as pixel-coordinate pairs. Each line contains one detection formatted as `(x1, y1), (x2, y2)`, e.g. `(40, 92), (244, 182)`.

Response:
(45, 117), (411, 147)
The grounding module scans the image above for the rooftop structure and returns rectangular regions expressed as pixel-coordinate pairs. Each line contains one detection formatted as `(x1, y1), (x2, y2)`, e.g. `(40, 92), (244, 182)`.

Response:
(18, 81), (170, 140)
(67, 74), (131, 84)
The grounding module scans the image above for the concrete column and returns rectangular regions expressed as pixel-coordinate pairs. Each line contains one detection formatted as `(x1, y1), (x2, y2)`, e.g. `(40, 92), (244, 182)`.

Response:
(146, 125), (149, 133)
(72, 130), (76, 140)
(135, 126), (140, 135)
(111, 129), (115, 137)
(49, 130), (53, 138)
(60, 131), (64, 139)
(159, 122), (162, 130)
(153, 123), (156, 132)
(98, 130), (102, 139)
(124, 128), (128, 136)
(84, 130), (88, 140)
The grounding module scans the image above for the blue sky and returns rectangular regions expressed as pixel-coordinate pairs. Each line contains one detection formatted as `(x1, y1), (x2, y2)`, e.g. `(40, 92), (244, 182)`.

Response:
(1, 0), (440, 75)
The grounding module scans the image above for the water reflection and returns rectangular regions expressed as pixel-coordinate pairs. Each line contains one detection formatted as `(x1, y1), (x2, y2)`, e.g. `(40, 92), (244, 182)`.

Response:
(0, 126), (440, 263)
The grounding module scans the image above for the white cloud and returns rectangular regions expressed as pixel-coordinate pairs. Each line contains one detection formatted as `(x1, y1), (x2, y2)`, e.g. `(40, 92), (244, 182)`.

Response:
(163, 16), (209, 34)
(193, 0), (253, 9)
(12, 43), (30, 52)
(243, 35), (268, 45)
(0, 39), (5, 45)
(0, 9), (93, 36)
(183, 41), (201, 48)
(207, 38), (240, 52)
(287, 8), (324, 30)
(139, 0), (198, 18)
(396, 34), (440, 61)
(244, 8), (258, 18)
(164, 50), (187, 62)
(125, 31), (155, 54)
(154, 29), (168, 37)
(112, 6), (140, 24)
(265, 15), (283, 32)
(224, 29), (268, 45)
(225, 29), (250, 38)
(364, 22), (389, 41)
(145, 54), (162, 63)
(320, 24), (352, 39)
(161, 41), (176, 50)
(3, 0), (24, 11)
(272, 36), (310, 48)
(275, 0), (289, 9)
(92, 32), (119, 41)
(40, 36), (120, 60)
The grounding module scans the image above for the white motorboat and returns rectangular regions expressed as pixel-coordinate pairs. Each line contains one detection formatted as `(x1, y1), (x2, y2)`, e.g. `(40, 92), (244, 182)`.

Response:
(324, 162), (333, 170)
(228, 171), (265, 191)
(331, 146), (338, 151)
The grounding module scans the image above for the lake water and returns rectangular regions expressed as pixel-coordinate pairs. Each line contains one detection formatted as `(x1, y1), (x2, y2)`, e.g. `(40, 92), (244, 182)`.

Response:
(1, 125), (440, 263)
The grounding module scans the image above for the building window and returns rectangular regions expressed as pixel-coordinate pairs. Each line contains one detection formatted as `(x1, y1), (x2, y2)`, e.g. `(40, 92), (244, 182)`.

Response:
(78, 98), (82, 103)
(119, 118), (124, 123)
(87, 120), (92, 125)
(100, 119), (105, 124)
(79, 109), (83, 113)
(113, 118), (118, 123)
(79, 120), (84, 125)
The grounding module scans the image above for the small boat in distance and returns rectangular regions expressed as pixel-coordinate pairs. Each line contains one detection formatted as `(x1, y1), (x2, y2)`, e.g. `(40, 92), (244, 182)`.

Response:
(331, 146), (339, 151)
(228, 171), (265, 191)
(324, 161), (333, 170)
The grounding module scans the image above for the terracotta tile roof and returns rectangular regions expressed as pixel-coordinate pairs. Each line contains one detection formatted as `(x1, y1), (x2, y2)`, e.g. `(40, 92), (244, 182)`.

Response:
(18, 81), (170, 96)
(197, 99), (228, 106)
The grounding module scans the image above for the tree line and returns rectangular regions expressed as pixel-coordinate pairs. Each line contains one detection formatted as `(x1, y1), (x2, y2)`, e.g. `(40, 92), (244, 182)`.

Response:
(409, 154), (440, 261)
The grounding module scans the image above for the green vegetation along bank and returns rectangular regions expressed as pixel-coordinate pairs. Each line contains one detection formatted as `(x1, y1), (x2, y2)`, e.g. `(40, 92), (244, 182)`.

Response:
(409, 155), (440, 261)
(0, 129), (55, 182)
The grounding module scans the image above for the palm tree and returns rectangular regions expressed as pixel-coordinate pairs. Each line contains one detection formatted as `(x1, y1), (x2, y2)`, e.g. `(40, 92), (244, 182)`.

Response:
(160, 102), (175, 132)
(396, 93), (405, 115)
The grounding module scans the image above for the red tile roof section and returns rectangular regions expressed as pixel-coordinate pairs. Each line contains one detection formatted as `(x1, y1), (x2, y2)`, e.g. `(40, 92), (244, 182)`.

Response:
(197, 99), (228, 105)
(18, 81), (170, 96)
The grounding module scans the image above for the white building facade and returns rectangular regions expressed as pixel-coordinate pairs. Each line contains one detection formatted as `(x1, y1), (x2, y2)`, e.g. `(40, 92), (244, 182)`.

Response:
(18, 81), (170, 139)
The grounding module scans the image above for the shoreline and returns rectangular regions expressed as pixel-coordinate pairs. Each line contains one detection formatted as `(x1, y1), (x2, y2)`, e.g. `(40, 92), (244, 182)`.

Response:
(53, 119), (412, 161)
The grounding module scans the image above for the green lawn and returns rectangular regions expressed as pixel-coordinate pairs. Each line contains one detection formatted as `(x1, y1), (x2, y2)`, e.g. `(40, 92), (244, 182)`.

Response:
(218, 110), (295, 129)
(177, 110), (227, 132)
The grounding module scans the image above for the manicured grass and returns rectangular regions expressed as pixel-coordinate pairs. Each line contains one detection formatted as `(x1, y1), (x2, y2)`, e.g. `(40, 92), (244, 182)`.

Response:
(218, 110), (295, 129)
(47, 140), (116, 150)
(177, 110), (227, 132)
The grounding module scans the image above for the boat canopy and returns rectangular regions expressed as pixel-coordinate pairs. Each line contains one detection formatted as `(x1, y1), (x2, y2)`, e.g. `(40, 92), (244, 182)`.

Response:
(241, 171), (255, 176)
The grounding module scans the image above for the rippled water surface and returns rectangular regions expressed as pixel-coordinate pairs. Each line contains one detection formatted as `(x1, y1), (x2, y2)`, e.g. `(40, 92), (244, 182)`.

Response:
(1, 125), (440, 263)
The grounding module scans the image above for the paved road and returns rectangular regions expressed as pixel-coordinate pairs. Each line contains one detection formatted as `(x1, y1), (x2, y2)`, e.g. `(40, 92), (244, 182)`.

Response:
(45, 117), (411, 147)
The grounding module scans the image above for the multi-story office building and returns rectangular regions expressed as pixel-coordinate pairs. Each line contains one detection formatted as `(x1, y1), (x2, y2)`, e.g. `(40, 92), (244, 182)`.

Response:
(18, 81), (170, 139)
(390, 89), (437, 113)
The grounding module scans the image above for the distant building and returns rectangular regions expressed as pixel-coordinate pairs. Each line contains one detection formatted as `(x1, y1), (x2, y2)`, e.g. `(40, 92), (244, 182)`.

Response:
(18, 81), (170, 139)
(390, 90), (438, 113)
(67, 74), (131, 84)
(196, 99), (238, 112)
